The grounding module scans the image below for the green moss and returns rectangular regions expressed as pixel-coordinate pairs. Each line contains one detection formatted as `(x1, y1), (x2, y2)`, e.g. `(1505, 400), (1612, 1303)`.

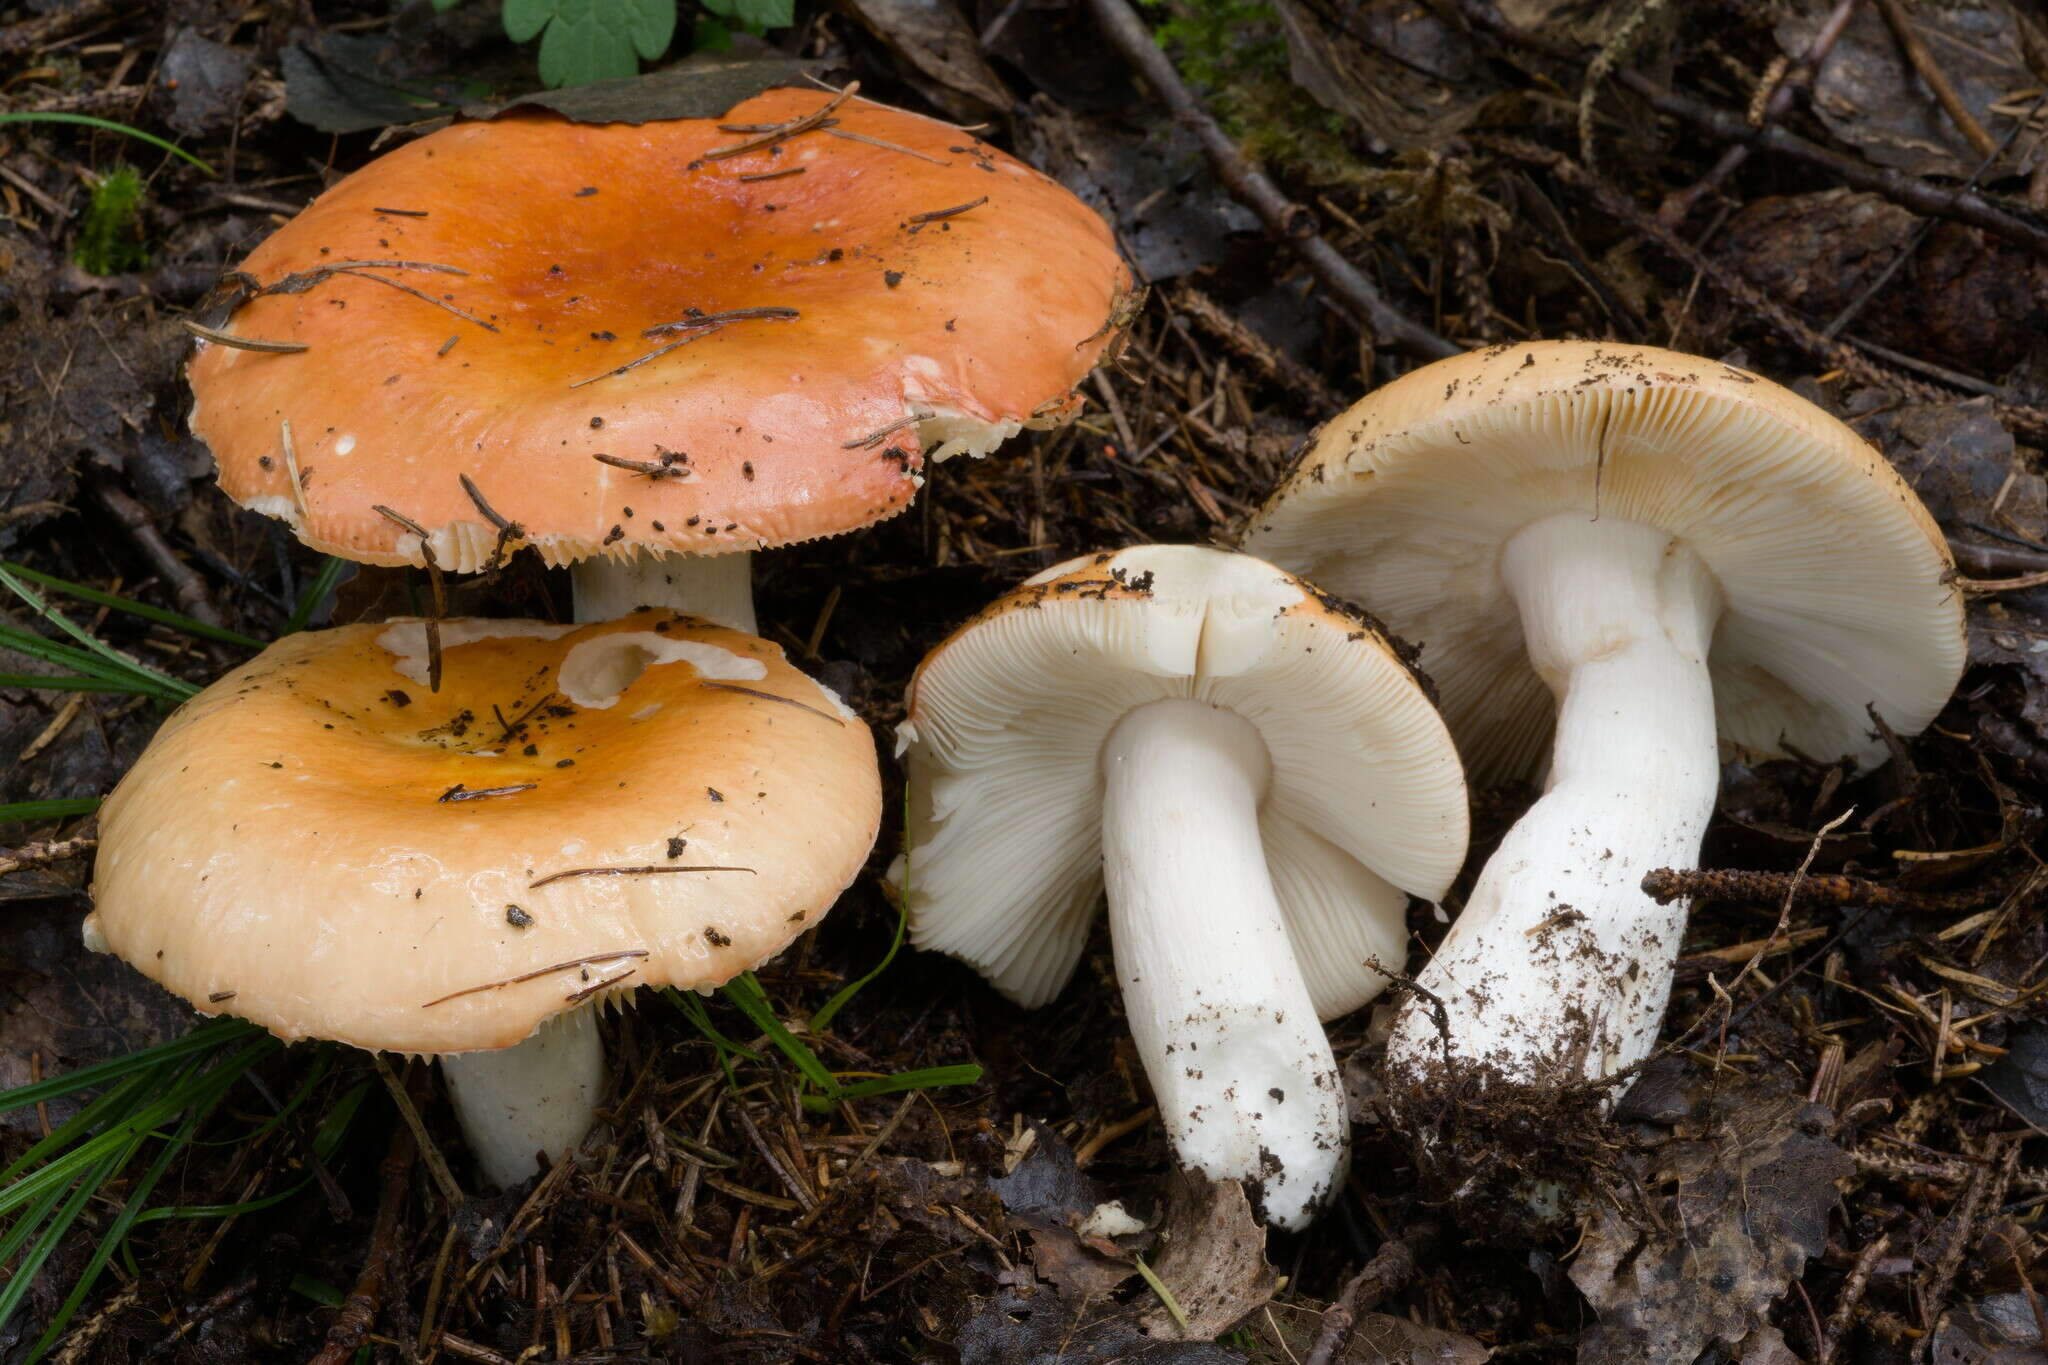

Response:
(1144, 0), (1363, 184)
(71, 165), (148, 276)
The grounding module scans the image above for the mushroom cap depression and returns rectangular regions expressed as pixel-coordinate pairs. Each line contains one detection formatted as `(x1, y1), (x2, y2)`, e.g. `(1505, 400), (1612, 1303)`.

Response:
(87, 612), (881, 1053)
(187, 87), (1133, 571)
(1243, 341), (1966, 784)
(898, 545), (1469, 1014)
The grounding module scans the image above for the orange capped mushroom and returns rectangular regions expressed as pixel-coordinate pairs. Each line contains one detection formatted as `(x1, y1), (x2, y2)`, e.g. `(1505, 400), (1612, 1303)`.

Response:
(88, 611), (881, 1186)
(187, 85), (1134, 630)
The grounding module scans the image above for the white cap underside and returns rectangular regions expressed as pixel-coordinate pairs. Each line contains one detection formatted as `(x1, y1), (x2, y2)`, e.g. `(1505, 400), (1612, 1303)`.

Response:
(900, 545), (1468, 1013)
(1244, 358), (1965, 783)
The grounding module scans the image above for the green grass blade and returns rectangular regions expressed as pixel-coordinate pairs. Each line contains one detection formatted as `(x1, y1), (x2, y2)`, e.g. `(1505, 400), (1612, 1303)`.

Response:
(829, 1067), (983, 1101)
(0, 1176), (73, 1298)
(719, 973), (837, 1093)
(2, 563), (265, 650)
(286, 556), (350, 634)
(798, 1065), (984, 1113)
(0, 1070), (154, 1187)
(810, 897), (908, 1033)
(0, 798), (100, 823)
(0, 1037), (274, 1220)
(0, 1018), (256, 1115)
(0, 622), (173, 692)
(0, 565), (197, 699)
(290, 1273), (346, 1307)
(26, 1075), (238, 1358)
(0, 112), (214, 174)
(0, 672), (155, 693)
(663, 988), (761, 1062)
(0, 1137), (142, 1340)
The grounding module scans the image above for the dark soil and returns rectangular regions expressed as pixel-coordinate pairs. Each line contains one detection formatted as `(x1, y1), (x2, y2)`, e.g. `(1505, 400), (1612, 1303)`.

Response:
(6, 1), (2048, 1362)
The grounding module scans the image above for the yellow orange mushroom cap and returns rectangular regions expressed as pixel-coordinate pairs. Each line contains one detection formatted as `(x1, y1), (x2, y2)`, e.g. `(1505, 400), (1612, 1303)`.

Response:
(186, 88), (1134, 572)
(86, 611), (882, 1053)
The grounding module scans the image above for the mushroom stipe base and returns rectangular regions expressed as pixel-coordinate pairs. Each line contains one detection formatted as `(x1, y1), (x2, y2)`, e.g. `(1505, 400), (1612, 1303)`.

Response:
(1102, 698), (1347, 1230)
(1386, 513), (1724, 1094)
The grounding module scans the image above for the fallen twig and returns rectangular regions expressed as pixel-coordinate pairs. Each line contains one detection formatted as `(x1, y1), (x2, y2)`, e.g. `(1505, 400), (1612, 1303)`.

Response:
(1643, 866), (2010, 914)
(1456, 0), (2048, 261)
(305, 1090), (418, 1365)
(1480, 135), (2048, 440)
(1085, 0), (1456, 359)
(1660, 0), (1860, 224)
(1303, 1235), (1420, 1365)
(1871, 0), (1997, 160)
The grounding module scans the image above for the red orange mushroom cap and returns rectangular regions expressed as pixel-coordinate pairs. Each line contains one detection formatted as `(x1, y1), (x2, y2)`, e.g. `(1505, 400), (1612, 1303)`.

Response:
(188, 87), (1135, 572)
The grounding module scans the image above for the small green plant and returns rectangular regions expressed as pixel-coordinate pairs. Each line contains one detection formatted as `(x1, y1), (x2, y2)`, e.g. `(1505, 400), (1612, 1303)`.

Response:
(433, 0), (793, 87)
(1143, 0), (1360, 183)
(71, 166), (148, 276)
(1145, 0), (1286, 93)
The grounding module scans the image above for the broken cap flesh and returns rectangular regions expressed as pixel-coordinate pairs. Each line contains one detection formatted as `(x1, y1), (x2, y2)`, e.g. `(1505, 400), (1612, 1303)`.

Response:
(87, 610), (880, 1185)
(1243, 341), (1965, 1095)
(186, 86), (1133, 631)
(897, 545), (1469, 1228)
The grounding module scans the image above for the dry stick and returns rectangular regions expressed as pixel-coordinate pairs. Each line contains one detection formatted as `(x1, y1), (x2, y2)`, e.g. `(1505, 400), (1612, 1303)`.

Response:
(1660, 0), (1861, 225)
(592, 452), (690, 479)
(1922, 1139), (2004, 1328)
(825, 127), (952, 164)
(1642, 866), (2009, 915)
(372, 1057), (465, 1206)
(527, 864), (756, 890)
(1870, 0), (1998, 160)
(697, 681), (846, 725)
(1816, 1234), (1889, 1365)
(371, 504), (446, 691)
(1302, 1236), (1419, 1365)
(459, 473), (523, 573)
(1480, 136), (2048, 441)
(1454, 1), (2048, 261)
(329, 268), (498, 333)
(1084, 0), (1456, 359)
(704, 84), (858, 159)
(1819, 91), (2047, 342)
(305, 1103), (417, 1365)
(420, 950), (652, 1007)
(0, 833), (95, 877)
(92, 479), (232, 634)
(179, 320), (307, 353)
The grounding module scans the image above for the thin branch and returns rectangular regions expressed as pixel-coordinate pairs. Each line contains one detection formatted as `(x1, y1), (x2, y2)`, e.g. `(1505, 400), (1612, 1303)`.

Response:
(1871, 0), (1997, 160)
(1084, 0), (1457, 358)
(1455, 0), (2048, 261)
(420, 951), (652, 1009)
(527, 865), (757, 890)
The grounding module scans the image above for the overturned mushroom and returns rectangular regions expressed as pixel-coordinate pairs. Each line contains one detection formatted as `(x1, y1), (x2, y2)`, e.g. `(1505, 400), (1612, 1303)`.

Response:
(86, 612), (879, 1187)
(185, 87), (1132, 630)
(1243, 342), (1964, 1101)
(896, 546), (1468, 1227)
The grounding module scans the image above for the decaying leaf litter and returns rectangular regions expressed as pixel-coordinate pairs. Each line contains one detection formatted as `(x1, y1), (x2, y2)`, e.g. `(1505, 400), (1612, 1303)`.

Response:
(4, 0), (2048, 1360)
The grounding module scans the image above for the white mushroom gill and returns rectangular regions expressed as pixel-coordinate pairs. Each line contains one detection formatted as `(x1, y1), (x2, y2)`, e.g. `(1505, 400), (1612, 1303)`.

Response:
(1386, 512), (1724, 1089)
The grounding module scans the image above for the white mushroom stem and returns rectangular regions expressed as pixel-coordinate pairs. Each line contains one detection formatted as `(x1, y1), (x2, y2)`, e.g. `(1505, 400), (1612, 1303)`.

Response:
(1101, 698), (1345, 1230)
(571, 551), (755, 633)
(1387, 512), (1725, 1092)
(439, 1009), (604, 1190)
